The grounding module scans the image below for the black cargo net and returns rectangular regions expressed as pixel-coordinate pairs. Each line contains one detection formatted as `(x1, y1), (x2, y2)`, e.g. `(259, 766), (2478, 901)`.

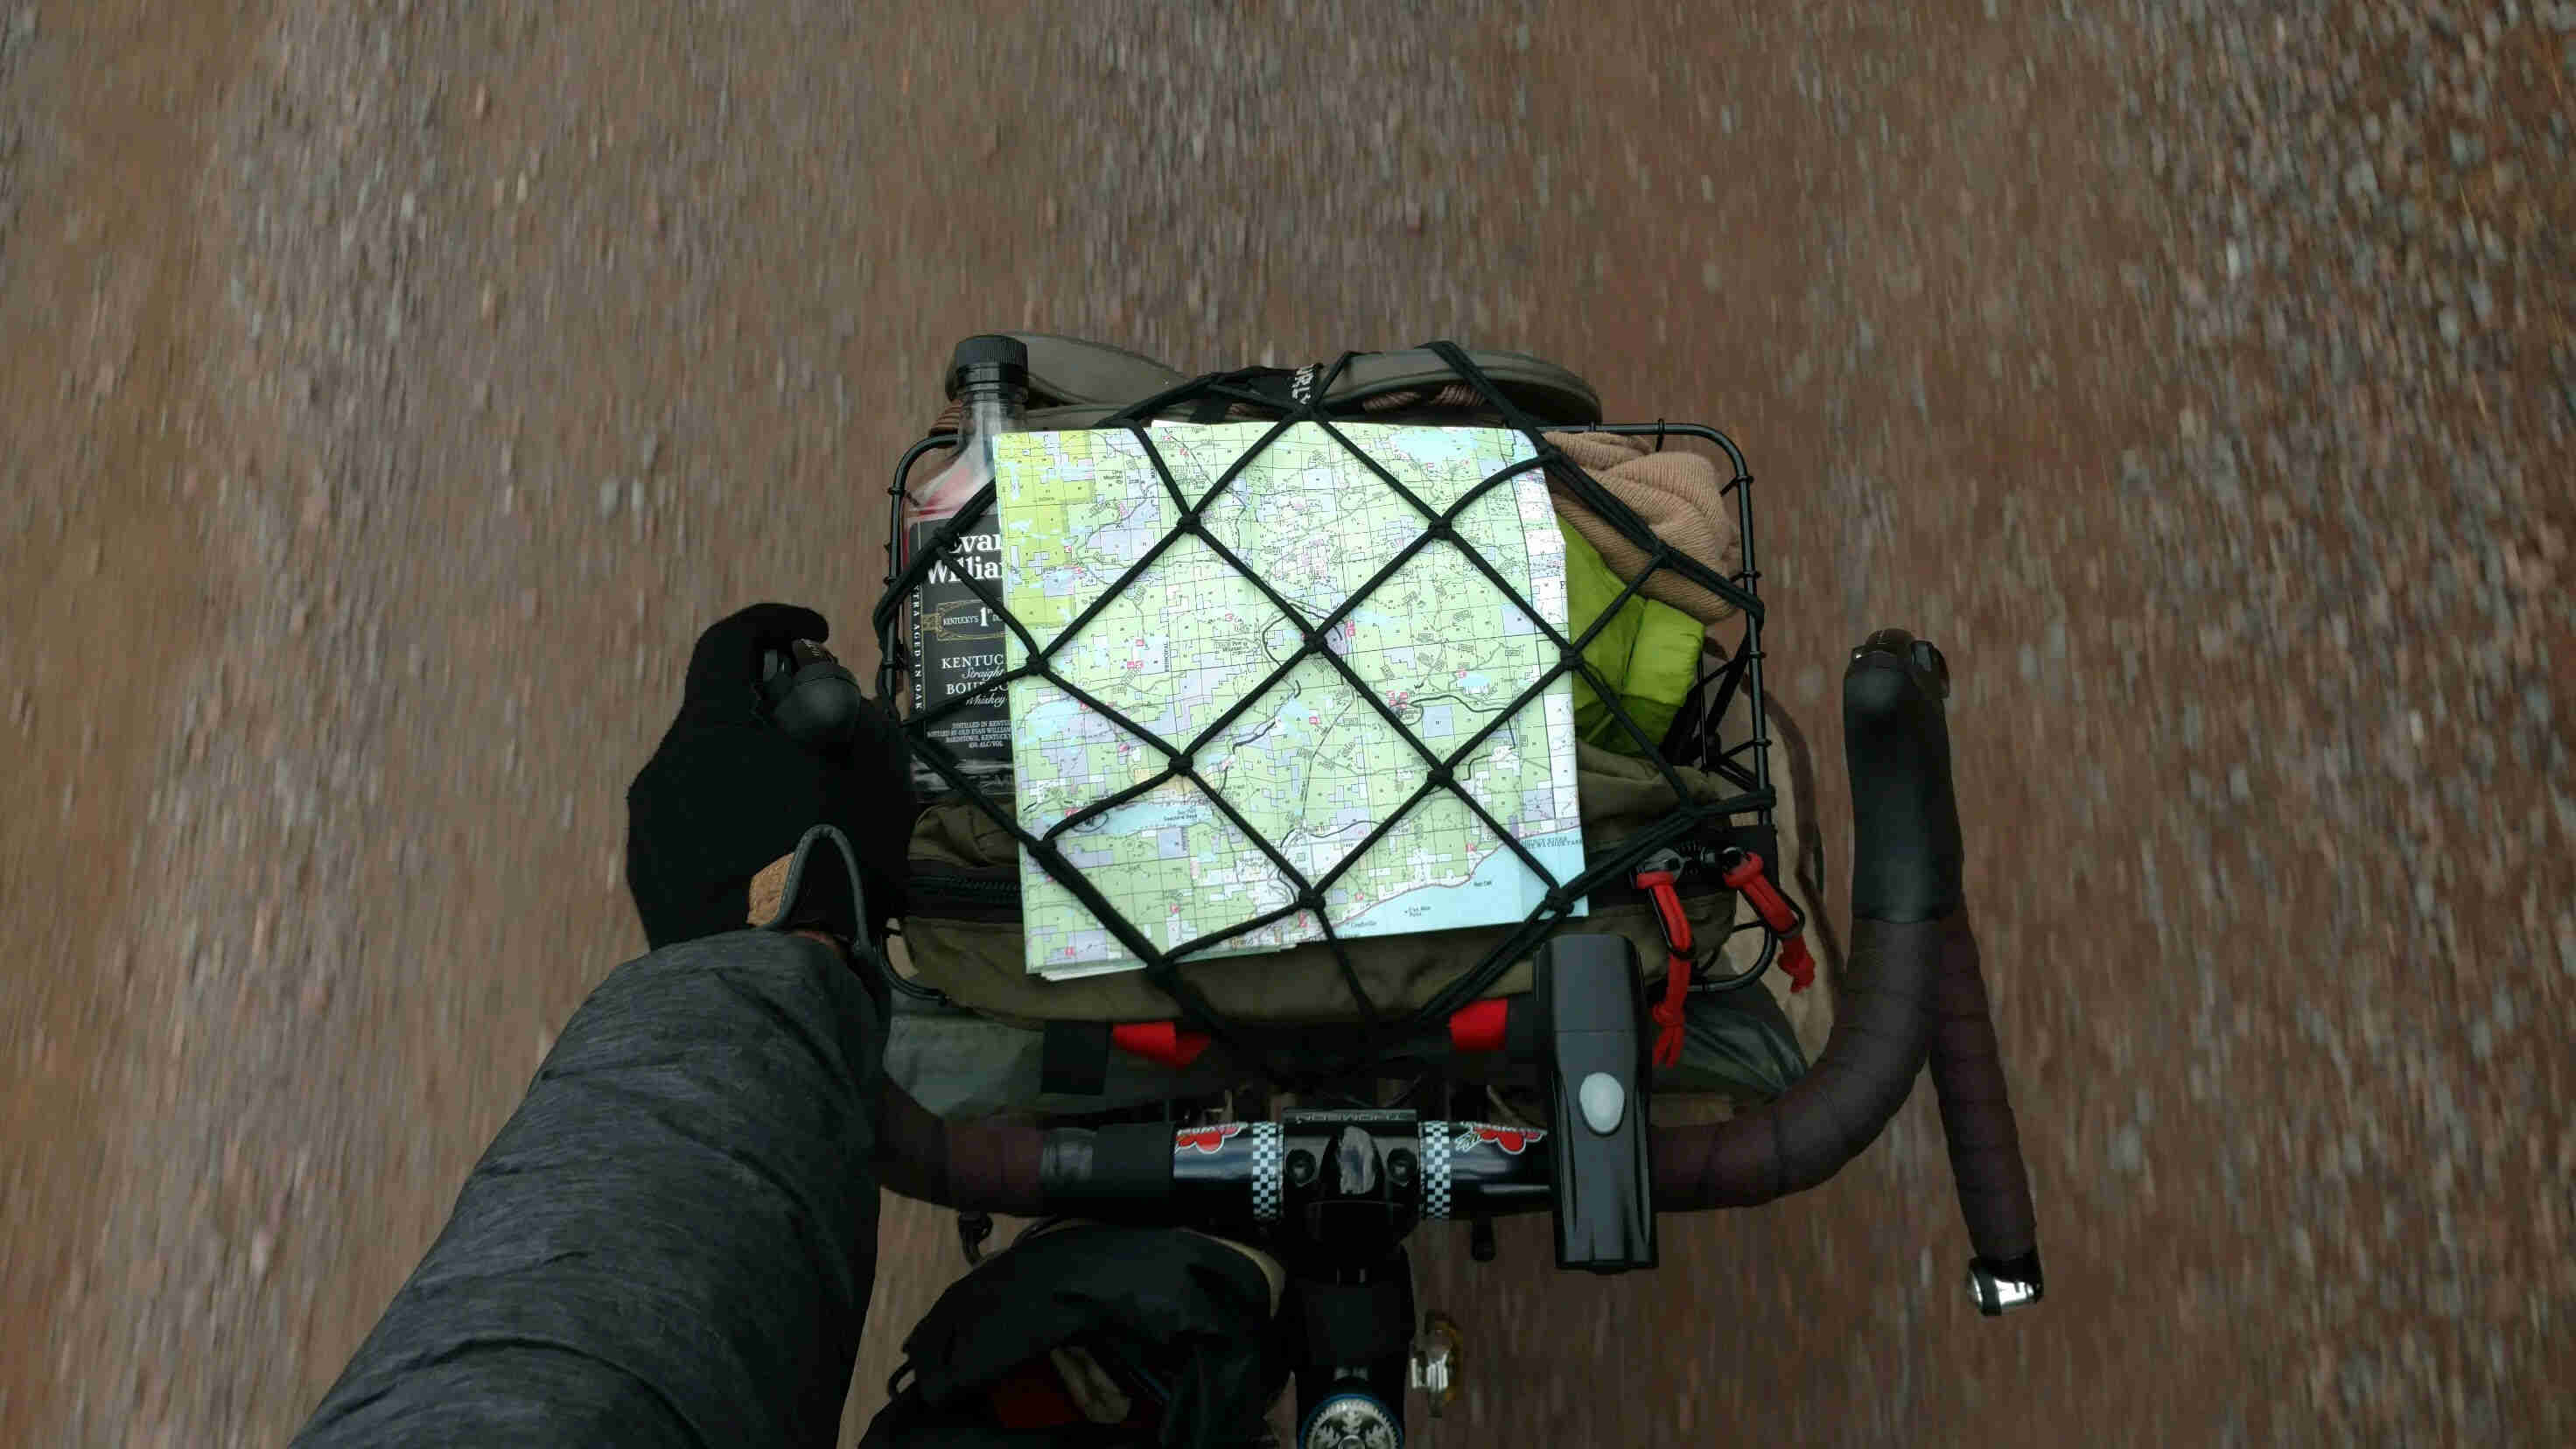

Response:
(874, 343), (1777, 1082)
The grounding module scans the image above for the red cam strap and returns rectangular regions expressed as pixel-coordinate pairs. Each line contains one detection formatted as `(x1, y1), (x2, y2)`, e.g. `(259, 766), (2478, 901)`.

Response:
(1632, 865), (1694, 1069)
(1719, 850), (1816, 993)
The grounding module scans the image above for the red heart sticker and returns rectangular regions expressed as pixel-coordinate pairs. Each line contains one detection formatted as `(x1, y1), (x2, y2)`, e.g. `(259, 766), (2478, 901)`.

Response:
(1460, 1124), (1545, 1155)
(1175, 1123), (1248, 1155)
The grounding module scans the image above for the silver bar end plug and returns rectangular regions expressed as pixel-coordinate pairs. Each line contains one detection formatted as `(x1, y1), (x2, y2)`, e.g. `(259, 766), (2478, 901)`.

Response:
(1966, 1250), (2045, 1316)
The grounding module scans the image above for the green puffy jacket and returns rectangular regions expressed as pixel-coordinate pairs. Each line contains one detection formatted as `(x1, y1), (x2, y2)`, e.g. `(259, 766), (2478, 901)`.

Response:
(1561, 520), (1704, 755)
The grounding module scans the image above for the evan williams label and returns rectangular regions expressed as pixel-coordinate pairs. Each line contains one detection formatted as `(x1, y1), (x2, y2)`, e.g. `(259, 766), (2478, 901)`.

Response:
(907, 515), (1012, 798)
(923, 530), (1002, 585)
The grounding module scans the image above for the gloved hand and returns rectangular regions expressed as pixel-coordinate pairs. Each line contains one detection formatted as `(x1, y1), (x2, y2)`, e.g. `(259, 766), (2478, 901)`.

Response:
(625, 603), (913, 951)
(866, 1222), (1288, 1447)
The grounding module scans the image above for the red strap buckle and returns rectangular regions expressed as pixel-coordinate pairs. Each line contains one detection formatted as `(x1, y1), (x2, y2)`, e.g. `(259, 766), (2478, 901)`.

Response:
(1719, 849), (1816, 993)
(1631, 858), (1694, 1069)
(1110, 1021), (1211, 1069)
(1447, 998), (1510, 1054)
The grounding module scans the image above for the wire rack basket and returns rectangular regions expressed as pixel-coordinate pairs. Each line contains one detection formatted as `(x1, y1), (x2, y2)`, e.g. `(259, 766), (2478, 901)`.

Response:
(872, 344), (1782, 1082)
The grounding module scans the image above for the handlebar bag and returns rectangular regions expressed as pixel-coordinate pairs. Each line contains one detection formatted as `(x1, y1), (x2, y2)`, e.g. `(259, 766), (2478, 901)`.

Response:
(905, 744), (1747, 1027)
(880, 341), (1835, 1063)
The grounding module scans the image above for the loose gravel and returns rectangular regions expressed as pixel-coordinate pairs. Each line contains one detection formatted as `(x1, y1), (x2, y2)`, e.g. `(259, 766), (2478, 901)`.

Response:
(3, 2), (2568, 1444)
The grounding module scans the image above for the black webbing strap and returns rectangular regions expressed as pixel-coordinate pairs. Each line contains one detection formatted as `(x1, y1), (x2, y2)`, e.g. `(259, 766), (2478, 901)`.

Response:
(1040, 1021), (1112, 1097)
(1293, 1277), (1415, 1365)
(1182, 366), (1305, 422)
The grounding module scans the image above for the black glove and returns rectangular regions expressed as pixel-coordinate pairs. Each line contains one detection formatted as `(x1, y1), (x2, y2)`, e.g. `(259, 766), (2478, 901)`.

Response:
(625, 603), (913, 951)
(866, 1223), (1288, 1447)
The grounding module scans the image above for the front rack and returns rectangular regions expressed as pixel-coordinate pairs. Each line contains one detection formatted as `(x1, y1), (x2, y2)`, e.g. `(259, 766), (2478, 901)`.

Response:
(871, 346), (1780, 1084)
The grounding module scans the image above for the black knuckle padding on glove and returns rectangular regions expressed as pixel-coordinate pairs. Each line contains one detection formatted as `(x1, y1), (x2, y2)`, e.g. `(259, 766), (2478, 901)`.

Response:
(863, 1223), (1287, 1447)
(625, 601), (914, 954)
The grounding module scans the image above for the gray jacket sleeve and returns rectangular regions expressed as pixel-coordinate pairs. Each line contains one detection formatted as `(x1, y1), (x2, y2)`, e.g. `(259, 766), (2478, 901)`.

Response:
(294, 929), (887, 1448)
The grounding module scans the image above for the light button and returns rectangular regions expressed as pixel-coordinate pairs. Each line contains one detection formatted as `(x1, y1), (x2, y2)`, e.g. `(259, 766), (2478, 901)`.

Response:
(1578, 1072), (1626, 1135)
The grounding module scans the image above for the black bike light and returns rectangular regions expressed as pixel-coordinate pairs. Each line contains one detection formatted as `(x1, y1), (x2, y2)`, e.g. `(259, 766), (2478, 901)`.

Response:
(1533, 934), (1657, 1273)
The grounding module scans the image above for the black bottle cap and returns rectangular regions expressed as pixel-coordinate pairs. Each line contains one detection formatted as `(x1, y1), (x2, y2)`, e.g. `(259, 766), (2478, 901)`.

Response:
(945, 334), (1030, 398)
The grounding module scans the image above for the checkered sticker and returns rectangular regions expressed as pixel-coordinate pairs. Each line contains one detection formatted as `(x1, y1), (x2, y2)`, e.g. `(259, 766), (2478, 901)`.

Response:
(1421, 1124), (1452, 1221)
(1250, 1121), (1284, 1223)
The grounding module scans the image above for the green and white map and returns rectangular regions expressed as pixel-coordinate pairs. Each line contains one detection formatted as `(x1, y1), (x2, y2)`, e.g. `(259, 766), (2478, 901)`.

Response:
(994, 422), (1586, 979)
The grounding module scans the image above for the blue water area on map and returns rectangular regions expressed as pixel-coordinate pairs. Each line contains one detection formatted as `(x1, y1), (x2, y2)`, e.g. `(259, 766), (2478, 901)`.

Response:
(1325, 825), (1589, 938)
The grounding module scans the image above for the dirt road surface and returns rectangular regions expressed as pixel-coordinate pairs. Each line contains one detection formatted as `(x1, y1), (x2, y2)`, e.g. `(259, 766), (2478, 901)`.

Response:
(6, 2), (2572, 1443)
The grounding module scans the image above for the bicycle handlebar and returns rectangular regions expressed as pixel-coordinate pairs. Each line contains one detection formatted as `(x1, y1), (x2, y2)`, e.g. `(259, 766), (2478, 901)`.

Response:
(867, 630), (2042, 1312)
(1648, 632), (2041, 1292)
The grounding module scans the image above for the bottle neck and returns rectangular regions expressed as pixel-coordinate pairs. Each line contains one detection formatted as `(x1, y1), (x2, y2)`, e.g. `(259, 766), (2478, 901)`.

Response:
(955, 381), (1027, 441)
(910, 381), (1027, 521)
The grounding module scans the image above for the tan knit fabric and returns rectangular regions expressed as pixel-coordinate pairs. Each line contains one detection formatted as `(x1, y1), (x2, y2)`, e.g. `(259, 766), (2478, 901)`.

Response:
(1539, 430), (1740, 624)
(746, 853), (792, 928)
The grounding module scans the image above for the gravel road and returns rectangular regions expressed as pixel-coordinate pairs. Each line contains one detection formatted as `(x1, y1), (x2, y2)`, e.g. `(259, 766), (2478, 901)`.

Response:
(5, 1), (2572, 1443)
